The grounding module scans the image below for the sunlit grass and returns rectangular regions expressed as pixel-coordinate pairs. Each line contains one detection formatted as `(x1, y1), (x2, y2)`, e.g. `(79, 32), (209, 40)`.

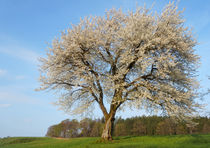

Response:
(1, 134), (210, 148)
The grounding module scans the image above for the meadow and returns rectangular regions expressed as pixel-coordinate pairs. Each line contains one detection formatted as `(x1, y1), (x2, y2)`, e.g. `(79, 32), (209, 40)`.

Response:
(1, 134), (210, 148)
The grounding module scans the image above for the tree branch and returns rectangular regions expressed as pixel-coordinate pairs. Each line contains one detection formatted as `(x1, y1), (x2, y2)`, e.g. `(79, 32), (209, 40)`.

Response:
(80, 56), (108, 117)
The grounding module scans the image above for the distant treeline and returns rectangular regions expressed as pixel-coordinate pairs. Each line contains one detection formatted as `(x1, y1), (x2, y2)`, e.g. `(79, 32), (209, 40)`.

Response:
(46, 116), (210, 138)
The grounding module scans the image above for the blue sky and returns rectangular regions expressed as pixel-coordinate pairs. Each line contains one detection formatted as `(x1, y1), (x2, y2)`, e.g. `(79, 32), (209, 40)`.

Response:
(0, 0), (210, 138)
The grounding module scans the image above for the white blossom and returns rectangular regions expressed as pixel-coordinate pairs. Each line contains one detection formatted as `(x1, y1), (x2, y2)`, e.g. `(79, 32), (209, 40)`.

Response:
(38, 2), (200, 124)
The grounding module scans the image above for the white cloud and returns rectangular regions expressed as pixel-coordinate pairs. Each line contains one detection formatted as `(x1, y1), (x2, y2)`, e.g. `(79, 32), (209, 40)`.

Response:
(0, 70), (29, 81)
(0, 69), (7, 77)
(0, 45), (40, 65)
(23, 118), (33, 123)
(0, 104), (11, 108)
(0, 35), (41, 65)
(0, 91), (39, 104)
(0, 83), (50, 107)
(15, 75), (27, 80)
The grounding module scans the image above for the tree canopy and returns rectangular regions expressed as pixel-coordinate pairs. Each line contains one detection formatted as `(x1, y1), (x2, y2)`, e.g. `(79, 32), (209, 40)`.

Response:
(38, 2), (200, 140)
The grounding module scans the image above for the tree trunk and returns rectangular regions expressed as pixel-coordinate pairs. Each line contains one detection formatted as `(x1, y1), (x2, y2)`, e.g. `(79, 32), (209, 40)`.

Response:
(100, 90), (122, 141)
(101, 113), (115, 141)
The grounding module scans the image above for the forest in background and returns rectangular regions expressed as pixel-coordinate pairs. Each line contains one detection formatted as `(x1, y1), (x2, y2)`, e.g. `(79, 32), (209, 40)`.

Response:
(46, 116), (210, 138)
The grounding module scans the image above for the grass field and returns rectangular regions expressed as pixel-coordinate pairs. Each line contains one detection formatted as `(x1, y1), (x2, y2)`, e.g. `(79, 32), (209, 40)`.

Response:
(1, 134), (210, 148)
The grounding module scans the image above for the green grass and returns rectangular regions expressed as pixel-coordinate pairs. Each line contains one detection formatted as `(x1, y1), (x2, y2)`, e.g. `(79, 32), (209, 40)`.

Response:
(1, 134), (210, 148)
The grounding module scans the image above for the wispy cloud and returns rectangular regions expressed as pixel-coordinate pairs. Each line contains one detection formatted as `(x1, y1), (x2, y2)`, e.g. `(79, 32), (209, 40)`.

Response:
(0, 45), (40, 65)
(15, 75), (27, 80)
(0, 35), (41, 65)
(0, 91), (39, 105)
(0, 69), (7, 77)
(0, 104), (11, 108)
(0, 69), (29, 81)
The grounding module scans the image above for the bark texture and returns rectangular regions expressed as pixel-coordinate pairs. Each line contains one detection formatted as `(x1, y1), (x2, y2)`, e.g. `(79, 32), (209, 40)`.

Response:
(101, 112), (115, 141)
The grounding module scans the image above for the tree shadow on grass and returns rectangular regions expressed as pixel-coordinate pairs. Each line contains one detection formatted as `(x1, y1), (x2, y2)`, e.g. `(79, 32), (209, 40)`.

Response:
(114, 136), (136, 140)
